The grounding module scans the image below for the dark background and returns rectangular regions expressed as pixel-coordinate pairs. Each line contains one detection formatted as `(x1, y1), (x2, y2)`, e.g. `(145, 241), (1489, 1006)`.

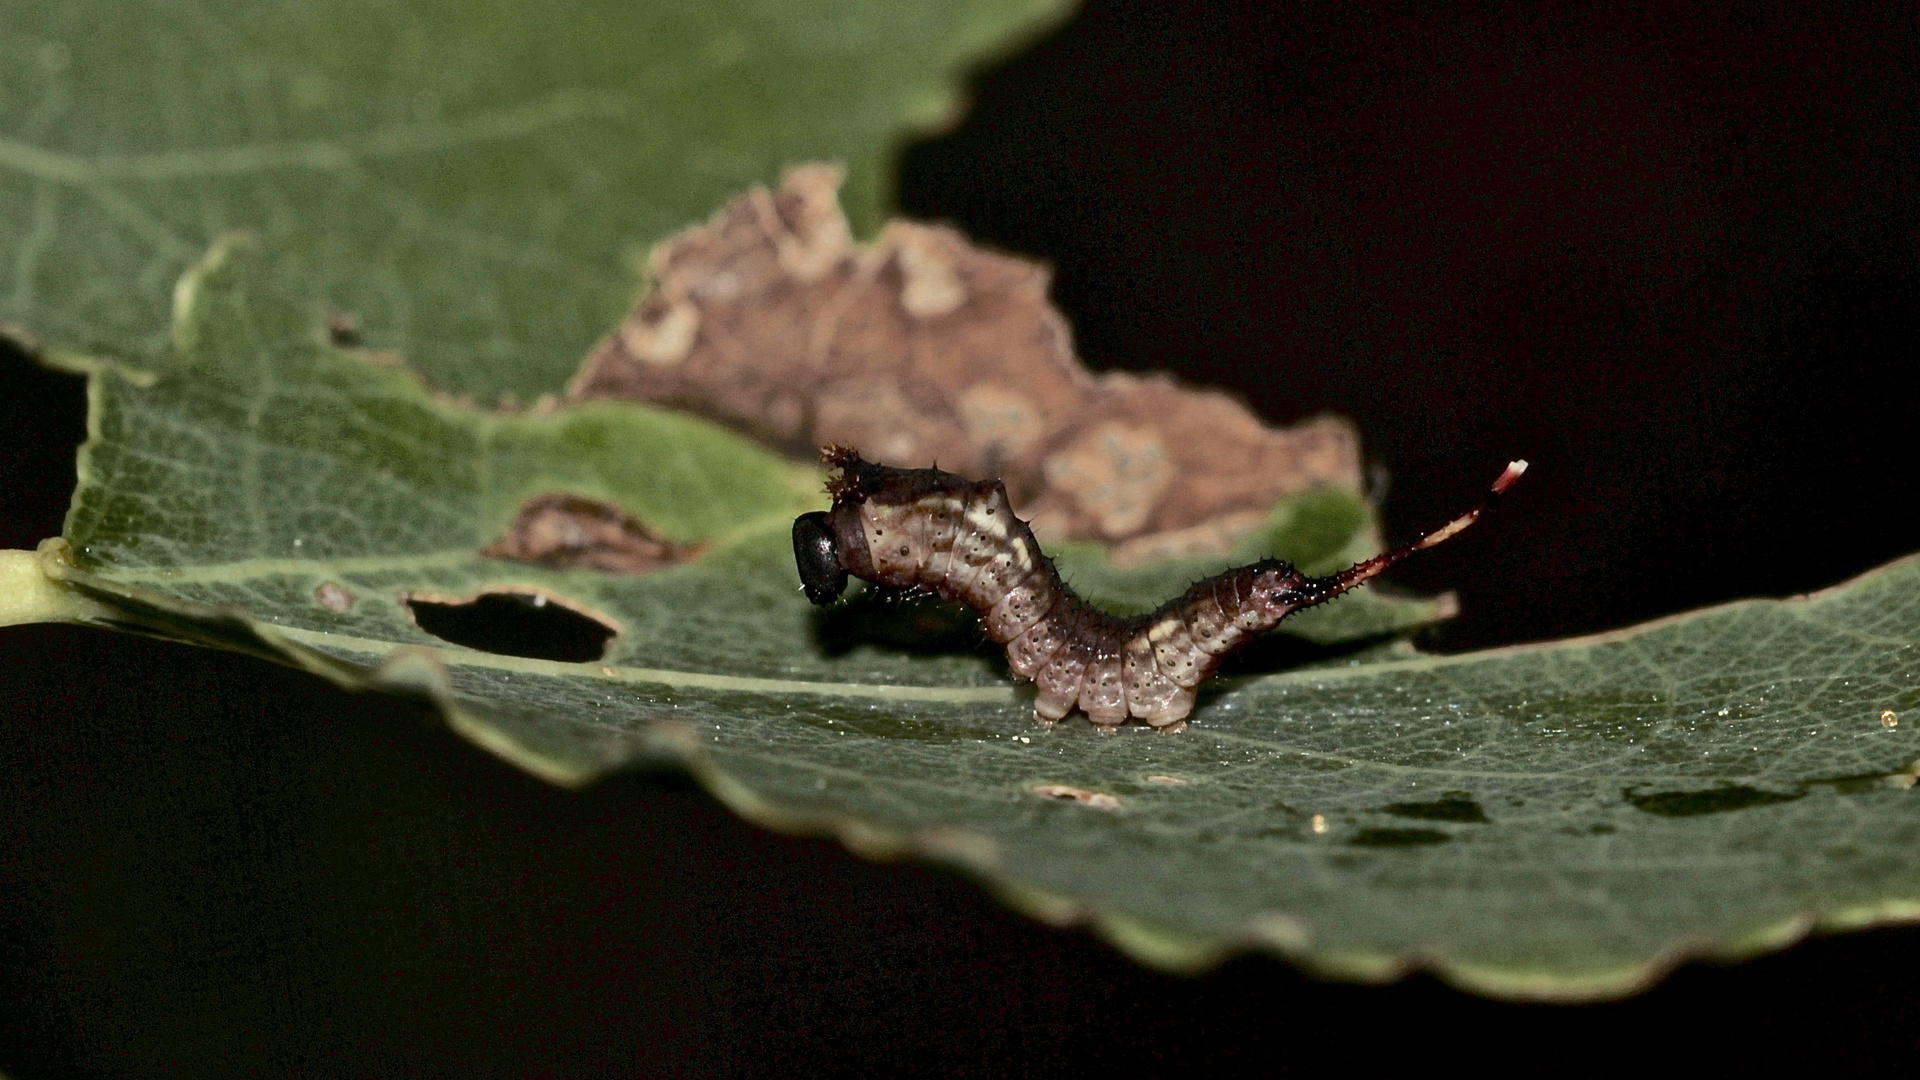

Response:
(5, 1), (1919, 1074)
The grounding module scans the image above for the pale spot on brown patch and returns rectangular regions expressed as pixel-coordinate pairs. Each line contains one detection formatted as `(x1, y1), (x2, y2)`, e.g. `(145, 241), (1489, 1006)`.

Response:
(890, 222), (969, 318)
(620, 302), (700, 367)
(313, 581), (356, 612)
(484, 494), (700, 574)
(957, 383), (1045, 464)
(756, 163), (852, 282)
(1031, 784), (1122, 811)
(1042, 421), (1172, 539)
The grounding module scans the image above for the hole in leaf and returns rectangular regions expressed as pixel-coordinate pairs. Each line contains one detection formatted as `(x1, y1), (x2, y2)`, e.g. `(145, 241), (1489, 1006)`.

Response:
(1624, 785), (1805, 817)
(1348, 828), (1451, 847)
(403, 589), (618, 663)
(1383, 794), (1488, 823)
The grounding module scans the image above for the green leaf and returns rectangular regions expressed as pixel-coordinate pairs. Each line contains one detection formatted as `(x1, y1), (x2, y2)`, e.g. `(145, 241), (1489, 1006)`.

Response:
(0, 0), (1070, 398)
(9, 0), (1919, 1001)
(18, 236), (1920, 1001)
(43, 233), (1427, 758)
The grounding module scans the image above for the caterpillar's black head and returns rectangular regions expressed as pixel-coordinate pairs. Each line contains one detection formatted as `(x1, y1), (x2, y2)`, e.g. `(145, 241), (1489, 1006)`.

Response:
(792, 511), (848, 605)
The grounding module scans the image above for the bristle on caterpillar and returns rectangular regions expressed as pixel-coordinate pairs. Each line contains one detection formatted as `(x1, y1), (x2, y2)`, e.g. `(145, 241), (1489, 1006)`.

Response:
(793, 448), (1525, 731)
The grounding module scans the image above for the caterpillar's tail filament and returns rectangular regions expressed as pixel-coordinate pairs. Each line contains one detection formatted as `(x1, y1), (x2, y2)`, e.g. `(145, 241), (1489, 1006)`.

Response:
(1294, 460), (1528, 607)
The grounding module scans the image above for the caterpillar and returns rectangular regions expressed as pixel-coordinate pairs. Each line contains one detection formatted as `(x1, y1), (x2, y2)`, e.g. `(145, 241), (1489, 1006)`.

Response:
(794, 446), (1527, 732)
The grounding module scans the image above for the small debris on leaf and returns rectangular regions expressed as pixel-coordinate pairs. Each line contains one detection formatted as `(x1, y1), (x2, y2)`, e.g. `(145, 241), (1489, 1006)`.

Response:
(313, 581), (356, 612)
(325, 311), (362, 347)
(1895, 761), (1919, 791)
(484, 493), (701, 574)
(1031, 784), (1122, 811)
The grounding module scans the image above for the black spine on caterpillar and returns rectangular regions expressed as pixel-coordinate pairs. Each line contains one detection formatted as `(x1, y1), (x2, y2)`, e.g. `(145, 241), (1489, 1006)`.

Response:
(793, 445), (1527, 731)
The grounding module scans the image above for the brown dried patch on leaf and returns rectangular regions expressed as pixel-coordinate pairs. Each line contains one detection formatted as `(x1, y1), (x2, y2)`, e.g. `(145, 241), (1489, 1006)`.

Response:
(572, 165), (1360, 552)
(483, 493), (701, 574)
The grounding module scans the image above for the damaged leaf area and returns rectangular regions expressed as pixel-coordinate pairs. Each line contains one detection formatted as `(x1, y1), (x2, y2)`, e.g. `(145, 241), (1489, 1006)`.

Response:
(485, 493), (704, 574)
(3, 1), (1916, 997)
(404, 587), (621, 664)
(14, 234), (1920, 1001)
(572, 166), (1361, 556)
